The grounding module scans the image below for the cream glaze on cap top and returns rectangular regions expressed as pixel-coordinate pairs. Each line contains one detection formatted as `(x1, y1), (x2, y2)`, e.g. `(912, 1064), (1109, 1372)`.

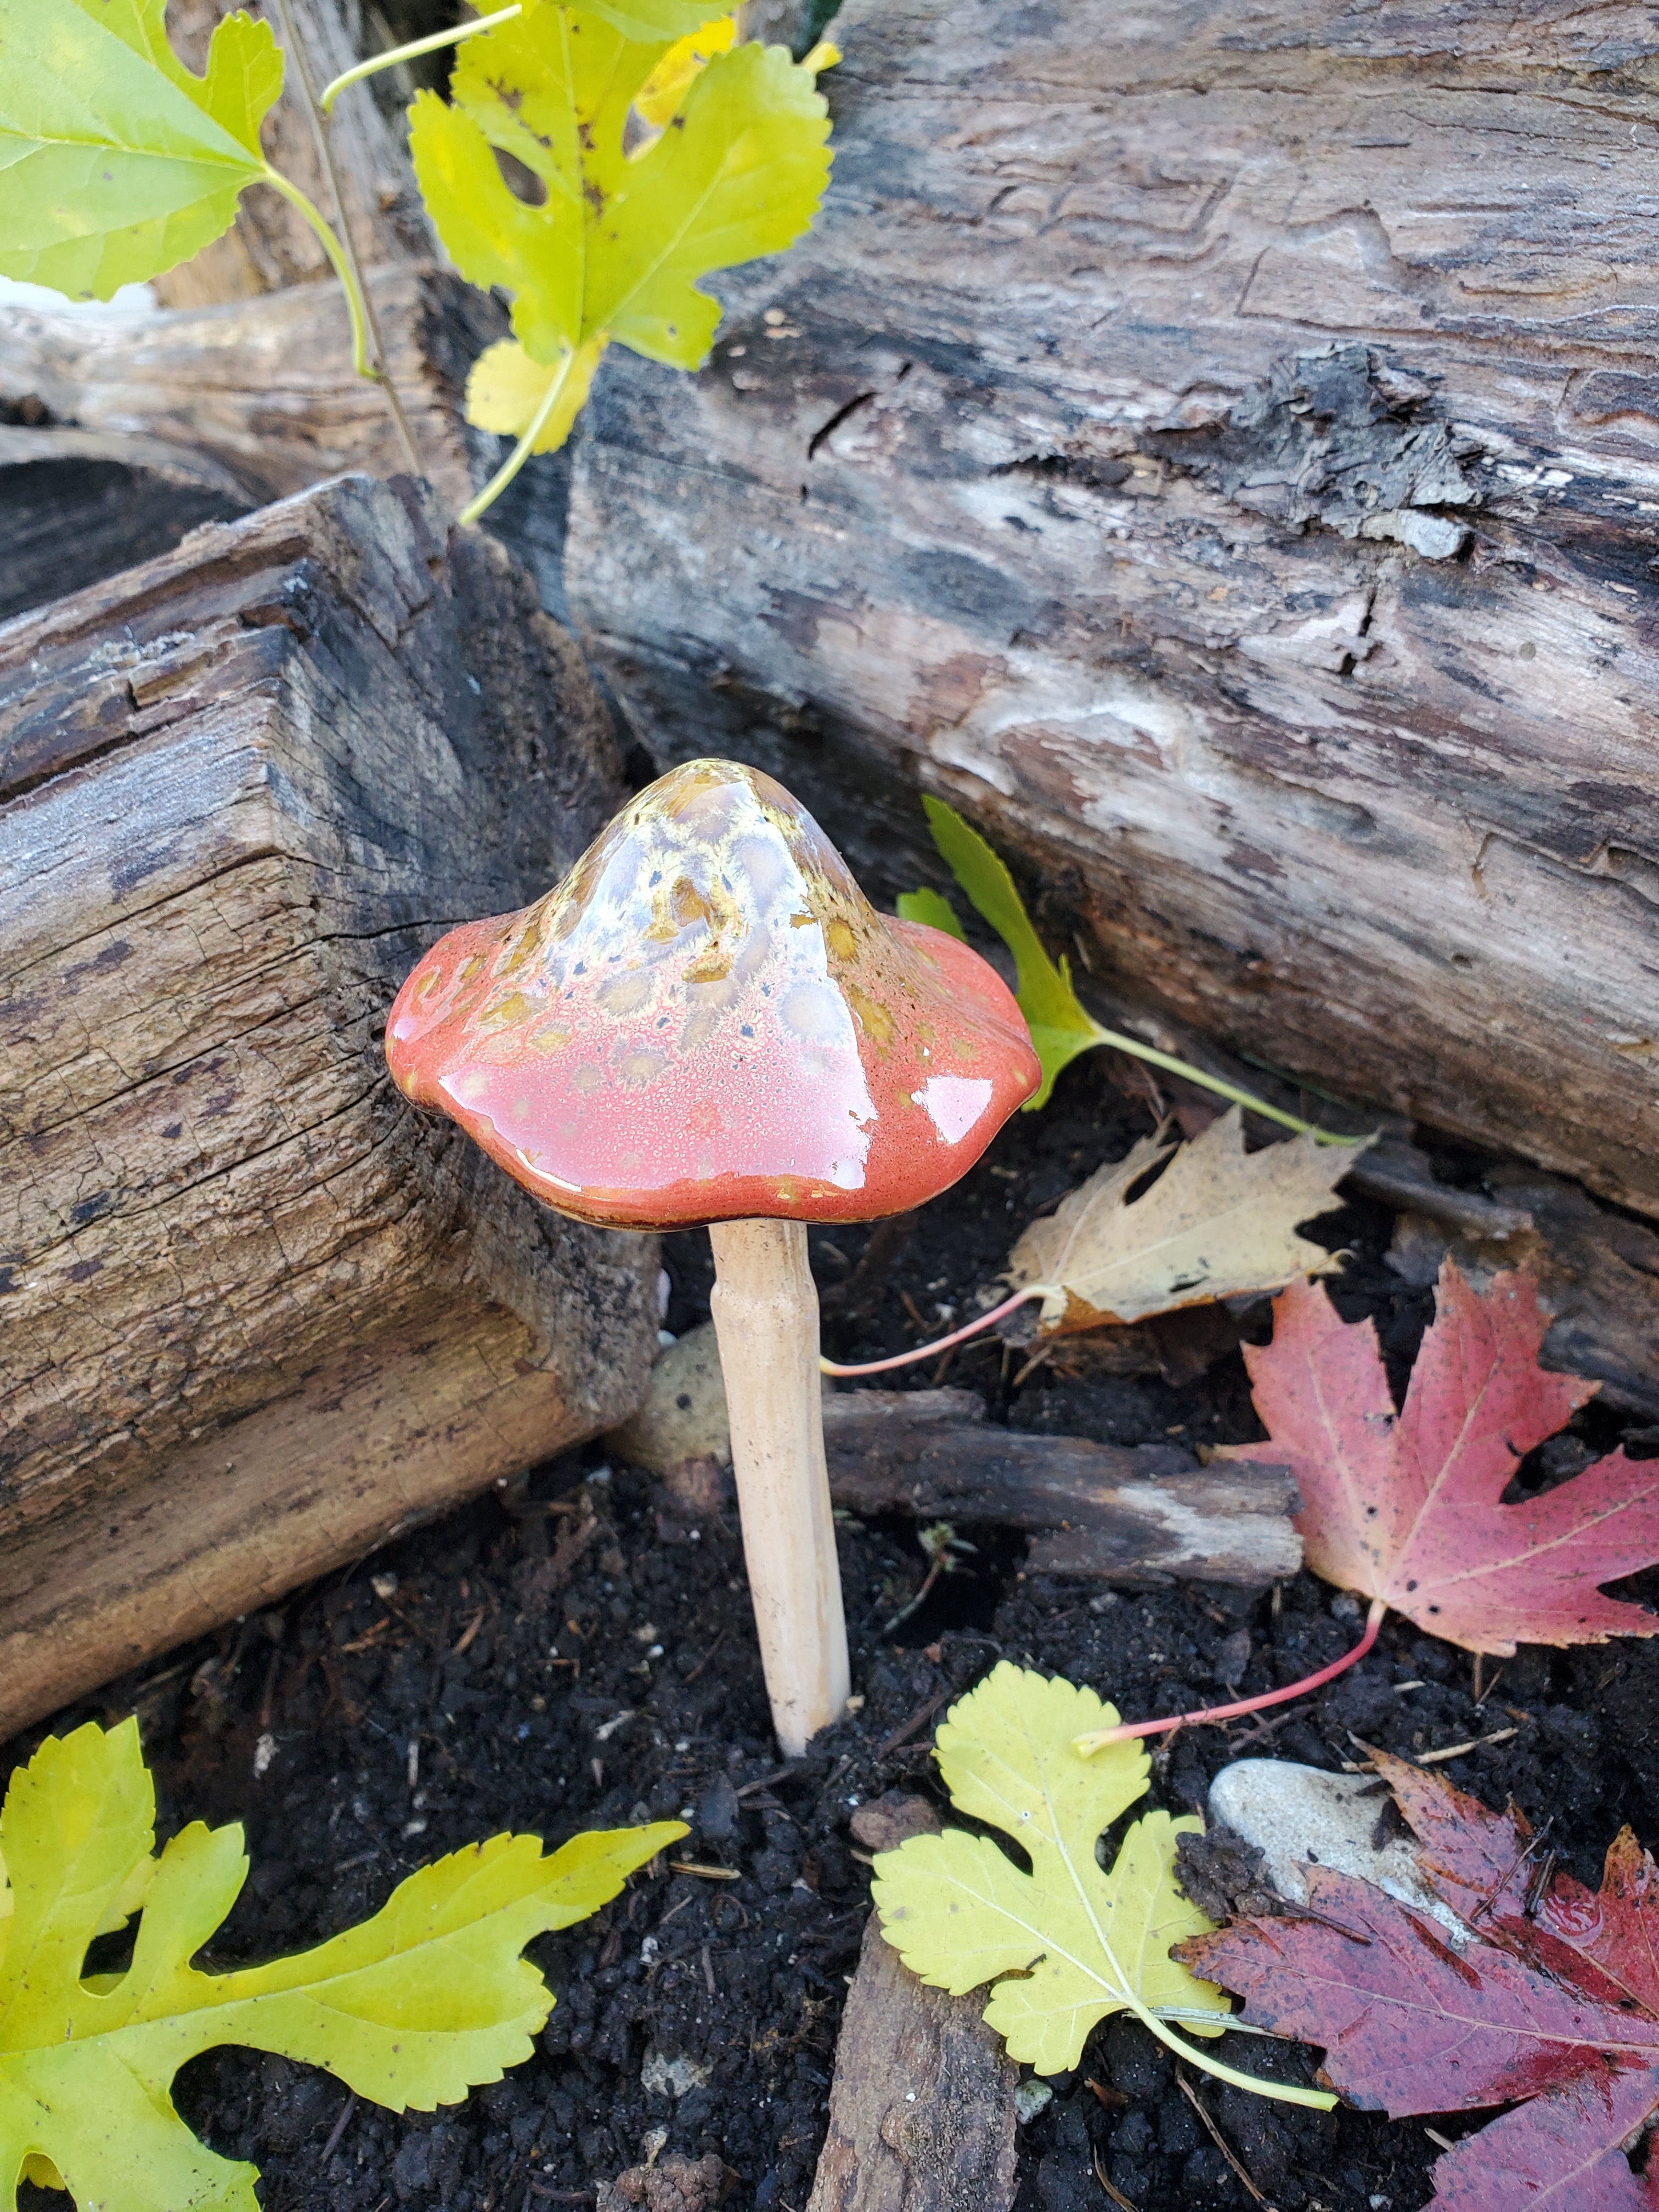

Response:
(385, 758), (1040, 1230)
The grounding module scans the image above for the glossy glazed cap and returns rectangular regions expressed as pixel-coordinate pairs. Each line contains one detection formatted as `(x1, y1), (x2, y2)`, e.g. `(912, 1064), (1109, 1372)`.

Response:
(385, 758), (1040, 1230)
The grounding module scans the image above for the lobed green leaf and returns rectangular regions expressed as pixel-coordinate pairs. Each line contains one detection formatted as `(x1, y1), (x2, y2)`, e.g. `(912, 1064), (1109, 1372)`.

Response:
(0, 0), (281, 300)
(871, 1664), (1229, 2075)
(411, 2), (831, 459)
(0, 1719), (682, 2209)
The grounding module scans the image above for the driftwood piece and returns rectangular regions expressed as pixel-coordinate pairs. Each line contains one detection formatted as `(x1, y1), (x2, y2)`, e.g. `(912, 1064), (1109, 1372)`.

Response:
(0, 472), (658, 1737)
(821, 1391), (1301, 1587)
(566, 0), (1659, 1223)
(807, 1911), (1018, 2212)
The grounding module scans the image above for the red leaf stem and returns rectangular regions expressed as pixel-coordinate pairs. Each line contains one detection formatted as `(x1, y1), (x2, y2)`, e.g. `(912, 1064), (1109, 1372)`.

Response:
(1077, 1598), (1386, 1750)
(819, 1286), (1043, 1376)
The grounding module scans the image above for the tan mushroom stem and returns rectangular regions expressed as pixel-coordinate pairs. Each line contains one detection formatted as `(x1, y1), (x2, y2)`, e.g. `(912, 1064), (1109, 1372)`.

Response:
(707, 1218), (850, 1757)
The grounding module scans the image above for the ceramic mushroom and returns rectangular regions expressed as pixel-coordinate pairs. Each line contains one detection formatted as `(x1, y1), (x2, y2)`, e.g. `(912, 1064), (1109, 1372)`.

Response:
(385, 759), (1039, 1755)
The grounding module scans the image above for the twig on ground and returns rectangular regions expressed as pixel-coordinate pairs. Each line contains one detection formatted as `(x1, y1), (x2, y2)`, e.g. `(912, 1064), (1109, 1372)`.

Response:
(1416, 1727), (1517, 1764)
(874, 1687), (952, 1760)
(682, 1629), (727, 1684)
(1175, 2069), (1277, 2210)
(1092, 2148), (1141, 2211)
(319, 2091), (357, 2166)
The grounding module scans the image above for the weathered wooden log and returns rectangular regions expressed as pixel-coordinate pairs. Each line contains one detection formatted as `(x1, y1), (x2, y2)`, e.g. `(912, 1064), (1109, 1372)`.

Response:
(808, 1910), (1018, 2212)
(566, 0), (1659, 1224)
(0, 262), (493, 517)
(0, 472), (658, 1737)
(1387, 1166), (1659, 1423)
(821, 1391), (1302, 1587)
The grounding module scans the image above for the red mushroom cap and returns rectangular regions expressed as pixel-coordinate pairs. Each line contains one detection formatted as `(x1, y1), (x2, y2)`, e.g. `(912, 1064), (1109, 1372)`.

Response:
(385, 758), (1040, 1230)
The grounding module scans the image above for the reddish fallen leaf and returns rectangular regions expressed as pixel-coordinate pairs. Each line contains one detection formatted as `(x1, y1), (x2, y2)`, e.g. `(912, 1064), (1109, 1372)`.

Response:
(1178, 1758), (1659, 2208)
(1225, 1259), (1659, 1655)
(1075, 1260), (1659, 1753)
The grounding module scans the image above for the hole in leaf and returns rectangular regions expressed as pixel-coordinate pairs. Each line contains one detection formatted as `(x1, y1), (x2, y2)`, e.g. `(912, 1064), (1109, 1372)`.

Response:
(493, 147), (547, 206)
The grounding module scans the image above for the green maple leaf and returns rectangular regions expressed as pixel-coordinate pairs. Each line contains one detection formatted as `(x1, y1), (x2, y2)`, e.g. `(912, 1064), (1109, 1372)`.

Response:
(410, 2), (832, 482)
(0, 1719), (682, 2209)
(0, 0), (284, 300)
(870, 1663), (1231, 2076)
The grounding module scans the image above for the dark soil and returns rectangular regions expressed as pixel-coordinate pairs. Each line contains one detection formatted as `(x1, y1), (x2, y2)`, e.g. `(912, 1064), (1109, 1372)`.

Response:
(13, 1055), (1658, 2212)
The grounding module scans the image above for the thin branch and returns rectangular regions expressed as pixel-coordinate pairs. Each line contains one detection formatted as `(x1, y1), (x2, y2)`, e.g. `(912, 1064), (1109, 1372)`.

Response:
(272, 0), (424, 478)
(1175, 2070), (1278, 2211)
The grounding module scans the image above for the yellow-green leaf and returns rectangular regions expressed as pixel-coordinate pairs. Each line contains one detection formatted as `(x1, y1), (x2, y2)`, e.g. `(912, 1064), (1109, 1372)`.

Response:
(871, 1664), (1230, 2075)
(895, 887), (967, 941)
(467, 337), (610, 451)
(1006, 1107), (1360, 1334)
(412, 1), (831, 451)
(0, 1718), (682, 2209)
(572, 0), (720, 37)
(633, 13), (737, 137)
(0, 0), (282, 300)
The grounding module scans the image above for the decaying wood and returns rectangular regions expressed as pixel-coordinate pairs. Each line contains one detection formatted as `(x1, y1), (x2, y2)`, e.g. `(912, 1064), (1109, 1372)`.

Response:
(821, 1391), (1301, 1588)
(0, 262), (492, 518)
(807, 1911), (1019, 2212)
(1389, 1170), (1659, 1424)
(567, 0), (1659, 1224)
(0, 472), (658, 1737)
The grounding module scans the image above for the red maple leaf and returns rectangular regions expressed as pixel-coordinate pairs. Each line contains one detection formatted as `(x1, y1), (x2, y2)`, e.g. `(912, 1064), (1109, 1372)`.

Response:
(1222, 1258), (1659, 1654)
(1177, 1757), (1659, 2209)
(1074, 1260), (1659, 1753)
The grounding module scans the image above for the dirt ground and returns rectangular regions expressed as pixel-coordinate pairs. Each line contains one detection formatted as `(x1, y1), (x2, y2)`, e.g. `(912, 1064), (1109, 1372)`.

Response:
(14, 1054), (1658, 2212)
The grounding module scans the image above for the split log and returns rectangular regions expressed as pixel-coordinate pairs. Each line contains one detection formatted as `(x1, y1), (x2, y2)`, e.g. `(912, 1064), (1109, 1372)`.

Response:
(566, 0), (1659, 1224)
(821, 1392), (1301, 1588)
(0, 472), (658, 1739)
(0, 263), (493, 521)
(808, 1911), (1018, 2212)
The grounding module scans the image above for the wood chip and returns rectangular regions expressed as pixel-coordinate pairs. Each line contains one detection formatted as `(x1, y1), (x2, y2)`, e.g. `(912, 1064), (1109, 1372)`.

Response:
(1416, 1728), (1518, 1764)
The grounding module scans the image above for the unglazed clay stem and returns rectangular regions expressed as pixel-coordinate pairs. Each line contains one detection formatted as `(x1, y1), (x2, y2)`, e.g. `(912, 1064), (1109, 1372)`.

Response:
(708, 1218), (851, 1757)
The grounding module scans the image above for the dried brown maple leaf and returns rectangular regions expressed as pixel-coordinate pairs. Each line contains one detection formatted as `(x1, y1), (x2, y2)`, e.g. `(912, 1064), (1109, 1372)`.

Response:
(1178, 1753), (1659, 2209)
(1076, 1257), (1659, 1752)
(1004, 1109), (1357, 1335)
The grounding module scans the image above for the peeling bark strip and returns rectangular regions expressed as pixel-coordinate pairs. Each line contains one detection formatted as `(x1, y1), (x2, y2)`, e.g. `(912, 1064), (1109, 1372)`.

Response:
(567, 0), (1659, 1221)
(806, 1912), (1018, 2212)
(0, 475), (658, 1739)
(821, 1392), (1301, 1587)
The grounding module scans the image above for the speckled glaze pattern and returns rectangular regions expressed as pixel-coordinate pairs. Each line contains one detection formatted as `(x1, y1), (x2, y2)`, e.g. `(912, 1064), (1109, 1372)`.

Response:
(385, 759), (1039, 1229)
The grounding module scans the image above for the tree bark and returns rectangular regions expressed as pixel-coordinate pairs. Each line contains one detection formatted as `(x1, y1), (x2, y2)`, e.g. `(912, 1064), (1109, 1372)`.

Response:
(566, 0), (1659, 1223)
(0, 472), (658, 1737)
